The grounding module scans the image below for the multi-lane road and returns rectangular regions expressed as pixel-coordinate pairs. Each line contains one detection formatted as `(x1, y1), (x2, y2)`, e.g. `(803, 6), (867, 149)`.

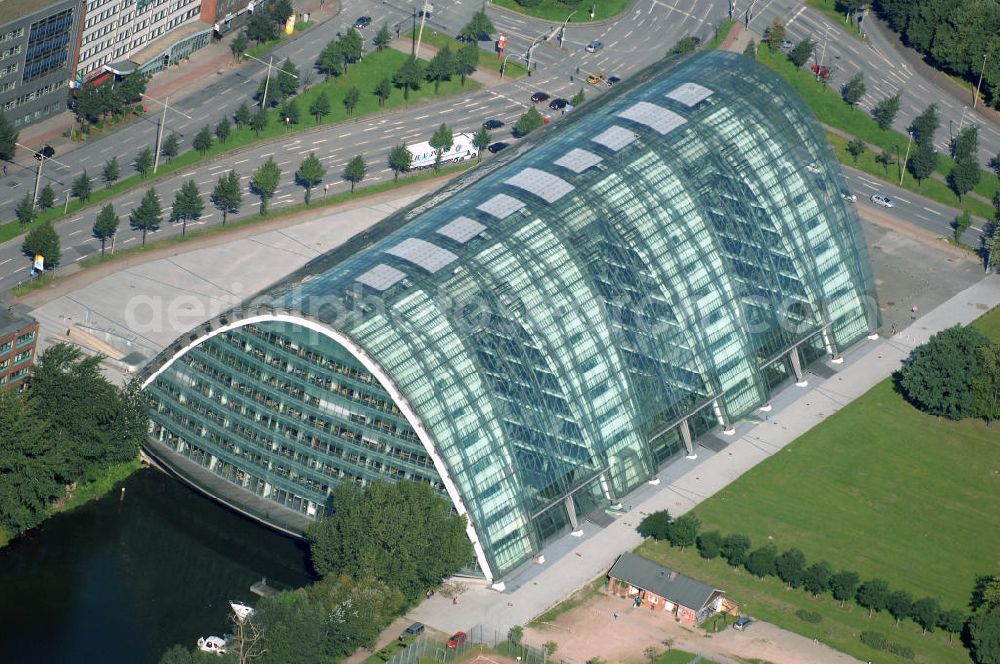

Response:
(0, 0), (995, 294)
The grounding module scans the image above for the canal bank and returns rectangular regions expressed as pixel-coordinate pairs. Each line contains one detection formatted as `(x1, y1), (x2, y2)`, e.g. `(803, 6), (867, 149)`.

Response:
(0, 468), (314, 663)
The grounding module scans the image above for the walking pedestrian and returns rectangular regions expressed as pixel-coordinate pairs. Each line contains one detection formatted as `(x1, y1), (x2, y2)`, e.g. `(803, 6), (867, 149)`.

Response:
(2, 164), (6, 176)
(613, 612), (618, 620)
(890, 321), (896, 335)
(324, 183), (329, 197)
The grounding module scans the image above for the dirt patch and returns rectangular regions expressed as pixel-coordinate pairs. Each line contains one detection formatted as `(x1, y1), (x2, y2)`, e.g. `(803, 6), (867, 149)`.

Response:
(523, 593), (860, 664)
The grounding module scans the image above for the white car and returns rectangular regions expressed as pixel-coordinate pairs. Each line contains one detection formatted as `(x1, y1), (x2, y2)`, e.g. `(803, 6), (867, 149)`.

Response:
(842, 192), (857, 202)
(870, 193), (894, 208)
(586, 40), (603, 53)
(805, 162), (822, 174)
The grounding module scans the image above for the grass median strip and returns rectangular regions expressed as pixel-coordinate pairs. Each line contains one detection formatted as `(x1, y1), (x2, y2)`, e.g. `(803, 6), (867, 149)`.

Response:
(407, 29), (528, 78)
(489, 0), (632, 23)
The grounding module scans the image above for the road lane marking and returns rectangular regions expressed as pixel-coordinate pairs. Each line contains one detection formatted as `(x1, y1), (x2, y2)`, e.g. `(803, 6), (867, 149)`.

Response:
(922, 207), (941, 216)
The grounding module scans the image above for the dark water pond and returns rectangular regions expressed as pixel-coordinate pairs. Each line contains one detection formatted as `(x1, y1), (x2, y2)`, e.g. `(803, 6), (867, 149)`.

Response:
(0, 468), (314, 663)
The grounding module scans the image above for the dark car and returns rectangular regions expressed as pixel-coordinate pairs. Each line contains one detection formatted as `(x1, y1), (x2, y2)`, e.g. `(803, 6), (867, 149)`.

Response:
(399, 622), (425, 639)
(418, 8), (432, 18)
(548, 98), (568, 110)
(733, 616), (753, 631)
(354, 16), (372, 29)
(487, 142), (509, 153)
(482, 119), (505, 130)
(530, 91), (550, 103)
(607, 76), (621, 85)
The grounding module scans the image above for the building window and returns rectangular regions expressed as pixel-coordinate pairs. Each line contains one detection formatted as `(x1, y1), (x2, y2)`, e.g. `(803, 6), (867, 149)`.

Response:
(12, 349), (33, 365)
(15, 331), (35, 347)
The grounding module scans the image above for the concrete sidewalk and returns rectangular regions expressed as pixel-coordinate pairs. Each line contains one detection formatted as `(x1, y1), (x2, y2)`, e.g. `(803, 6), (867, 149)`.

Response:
(409, 274), (1000, 634)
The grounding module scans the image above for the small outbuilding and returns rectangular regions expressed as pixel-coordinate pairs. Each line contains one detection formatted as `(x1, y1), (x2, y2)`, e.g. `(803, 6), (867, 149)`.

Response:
(607, 552), (732, 625)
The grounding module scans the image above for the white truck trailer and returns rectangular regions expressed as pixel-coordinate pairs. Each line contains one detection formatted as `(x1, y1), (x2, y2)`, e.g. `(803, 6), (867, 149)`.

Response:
(406, 132), (478, 170)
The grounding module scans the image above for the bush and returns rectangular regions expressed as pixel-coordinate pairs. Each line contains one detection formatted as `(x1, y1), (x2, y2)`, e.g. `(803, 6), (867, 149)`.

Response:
(895, 325), (989, 420)
(666, 513), (700, 548)
(544, 641), (558, 655)
(745, 543), (778, 578)
(636, 510), (672, 541)
(508, 626), (523, 646)
(886, 643), (915, 660)
(860, 631), (888, 650)
(795, 609), (823, 623)
(696, 530), (723, 559)
(720, 533), (752, 567)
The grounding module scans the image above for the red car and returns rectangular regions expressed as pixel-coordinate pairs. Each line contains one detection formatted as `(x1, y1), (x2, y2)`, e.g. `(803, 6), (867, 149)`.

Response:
(446, 631), (467, 648)
(810, 64), (831, 79)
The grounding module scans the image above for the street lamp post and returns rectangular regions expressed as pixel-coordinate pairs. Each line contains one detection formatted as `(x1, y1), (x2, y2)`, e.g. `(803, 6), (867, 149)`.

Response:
(899, 130), (913, 186)
(558, 9), (578, 48)
(415, 1), (431, 57)
(16, 142), (68, 205)
(526, 35), (544, 73)
(500, 53), (514, 79)
(140, 93), (192, 175)
(974, 54), (988, 109)
(243, 52), (298, 111)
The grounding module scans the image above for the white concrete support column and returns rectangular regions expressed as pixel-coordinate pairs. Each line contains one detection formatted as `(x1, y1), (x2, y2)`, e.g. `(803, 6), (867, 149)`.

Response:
(712, 399), (736, 435)
(680, 418), (696, 459)
(598, 472), (613, 500)
(790, 346), (808, 387)
(822, 329), (844, 364)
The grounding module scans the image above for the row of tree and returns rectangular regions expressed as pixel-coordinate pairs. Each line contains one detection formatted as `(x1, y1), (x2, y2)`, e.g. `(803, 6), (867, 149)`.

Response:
(637, 510), (967, 638)
(0, 345), (148, 544)
(70, 70), (149, 130)
(968, 575), (1000, 664)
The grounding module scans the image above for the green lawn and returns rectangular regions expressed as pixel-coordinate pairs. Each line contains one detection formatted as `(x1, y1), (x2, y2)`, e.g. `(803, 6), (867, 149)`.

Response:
(0, 48), (479, 247)
(805, 0), (863, 39)
(408, 29), (528, 78)
(490, 0), (632, 23)
(652, 650), (699, 664)
(635, 307), (1000, 663)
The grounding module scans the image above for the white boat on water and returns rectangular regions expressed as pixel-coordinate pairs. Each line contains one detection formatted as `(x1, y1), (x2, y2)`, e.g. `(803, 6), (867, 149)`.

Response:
(197, 635), (228, 655)
(230, 600), (255, 622)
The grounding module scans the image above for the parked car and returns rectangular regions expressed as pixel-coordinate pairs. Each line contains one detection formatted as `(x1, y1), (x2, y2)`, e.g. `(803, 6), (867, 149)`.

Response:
(488, 142), (509, 153)
(733, 616), (753, 631)
(607, 75), (621, 85)
(586, 72), (606, 85)
(586, 40), (603, 53)
(354, 16), (372, 29)
(482, 119), (505, 130)
(399, 623), (425, 639)
(446, 632), (467, 648)
(530, 91), (550, 103)
(549, 97), (568, 110)
(779, 39), (793, 51)
(842, 191), (857, 202)
(418, 6), (433, 18)
(870, 193), (894, 208)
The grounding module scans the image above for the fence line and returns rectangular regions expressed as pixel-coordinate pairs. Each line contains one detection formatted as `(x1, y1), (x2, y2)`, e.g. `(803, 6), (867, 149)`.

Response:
(386, 624), (551, 664)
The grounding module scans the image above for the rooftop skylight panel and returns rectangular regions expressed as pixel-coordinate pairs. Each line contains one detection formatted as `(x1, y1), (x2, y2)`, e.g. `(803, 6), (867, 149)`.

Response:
(385, 238), (458, 273)
(591, 125), (639, 151)
(355, 263), (407, 291)
(666, 82), (714, 107)
(554, 148), (603, 173)
(505, 167), (574, 203)
(477, 193), (526, 219)
(617, 101), (686, 135)
(436, 216), (487, 244)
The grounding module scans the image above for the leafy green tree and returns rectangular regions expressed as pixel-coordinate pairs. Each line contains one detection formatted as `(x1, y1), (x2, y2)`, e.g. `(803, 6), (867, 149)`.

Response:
(373, 78), (392, 107)
(170, 180), (204, 235)
(457, 41), (479, 87)
(461, 10), (495, 40)
(774, 548), (807, 588)
(277, 57), (299, 98)
(72, 170), (93, 202)
(429, 123), (453, 171)
(896, 325), (990, 419)
(234, 102), (252, 128)
(695, 530), (723, 559)
(636, 510), (671, 540)
(0, 389), (61, 538)
(130, 187), (162, 245)
(830, 570), (860, 607)
(211, 170), (242, 225)
(472, 127), (490, 161)
(15, 193), (35, 226)
(950, 126), (981, 199)
(973, 344), (1000, 425)
(317, 39), (344, 79)
(342, 86), (360, 116)
(393, 56), (423, 100)
(118, 70), (147, 104)
(22, 221), (59, 266)
(278, 97), (300, 126)
(743, 40), (756, 58)
(295, 152), (325, 203)
(229, 31), (248, 62)
(968, 610), (1000, 664)
(309, 91), (331, 122)
(873, 92), (901, 130)
(306, 480), (474, 601)
(911, 597), (940, 634)
(745, 544), (778, 578)
(570, 88), (585, 107)
(135, 147), (153, 178)
(193, 125), (213, 154)
(250, 157), (281, 214)
(764, 18), (786, 49)
(788, 38), (815, 67)
(343, 154), (366, 192)
(667, 35), (699, 57)
(102, 156), (120, 188)
(272, 0), (293, 21)
(426, 46), (455, 93)
(388, 143), (412, 181)
(856, 578), (890, 618)
(250, 107), (268, 137)
(847, 137), (866, 163)
(803, 561), (833, 596)
(93, 204), (119, 256)
(954, 209), (973, 244)
(159, 644), (193, 664)
(841, 72), (865, 105)
(0, 109), (18, 160)
(987, 219), (1000, 274)
(990, 153), (1000, 179)
(339, 28), (364, 66)
(875, 149), (895, 173)
(720, 533), (752, 567)
(909, 104), (940, 146)
(306, 575), (405, 653)
(887, 590), (914, 626)
(908, 141), (938, 185)
(374, 23), (392, 52)
(666, 513), (699, 549)
(37, 183), (55, 211)
(515, 106), (544, 136)
(160, 133), (180, 161)
(246, 10), (278, 45)
(937, 608), (965, 643)
(215, 118), (231, 144)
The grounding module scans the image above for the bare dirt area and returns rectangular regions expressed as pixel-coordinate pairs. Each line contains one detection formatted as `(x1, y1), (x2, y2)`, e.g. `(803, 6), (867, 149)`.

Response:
(523, 593), (861, 664)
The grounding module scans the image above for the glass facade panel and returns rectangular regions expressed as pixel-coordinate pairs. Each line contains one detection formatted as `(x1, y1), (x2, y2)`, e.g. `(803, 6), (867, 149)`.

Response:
(141, 52), (877, 581)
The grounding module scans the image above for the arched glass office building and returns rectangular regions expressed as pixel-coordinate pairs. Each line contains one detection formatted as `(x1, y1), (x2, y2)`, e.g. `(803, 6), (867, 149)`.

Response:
(141, 51), (877, 582)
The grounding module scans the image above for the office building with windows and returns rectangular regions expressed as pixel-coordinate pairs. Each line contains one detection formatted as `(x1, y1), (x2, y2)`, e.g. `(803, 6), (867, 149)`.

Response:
(0, 0), (81, 127)
(0, 306), (39, 390)
(140, 51), (878, 582)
